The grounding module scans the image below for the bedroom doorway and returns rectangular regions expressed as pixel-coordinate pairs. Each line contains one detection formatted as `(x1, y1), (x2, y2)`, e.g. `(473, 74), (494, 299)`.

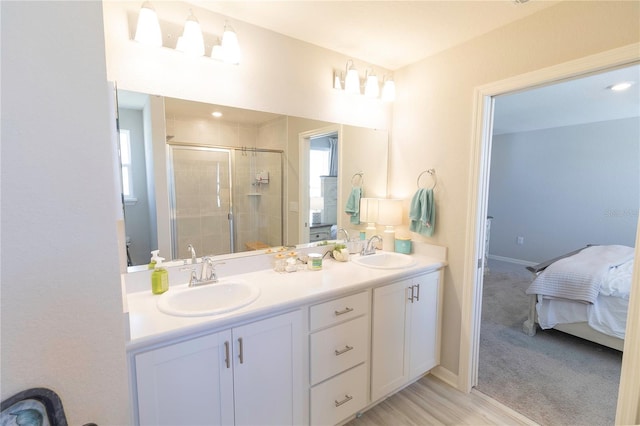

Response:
(463, 47), (640, 424)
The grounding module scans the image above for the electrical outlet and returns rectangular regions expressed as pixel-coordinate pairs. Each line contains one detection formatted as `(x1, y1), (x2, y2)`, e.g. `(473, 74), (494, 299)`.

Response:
(517, 236), (524, 245)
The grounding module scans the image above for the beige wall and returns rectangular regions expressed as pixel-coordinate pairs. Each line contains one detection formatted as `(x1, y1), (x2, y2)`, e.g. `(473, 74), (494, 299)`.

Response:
(389, 0), (640, 376)
(1, 1), (130, 423)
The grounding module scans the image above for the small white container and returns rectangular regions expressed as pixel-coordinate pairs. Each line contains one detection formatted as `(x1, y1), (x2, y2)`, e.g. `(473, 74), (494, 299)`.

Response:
(308, 253), (323, 270)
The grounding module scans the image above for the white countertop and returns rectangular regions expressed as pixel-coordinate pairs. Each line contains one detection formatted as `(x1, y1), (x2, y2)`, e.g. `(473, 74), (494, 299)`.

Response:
(126, 252), (446, 352)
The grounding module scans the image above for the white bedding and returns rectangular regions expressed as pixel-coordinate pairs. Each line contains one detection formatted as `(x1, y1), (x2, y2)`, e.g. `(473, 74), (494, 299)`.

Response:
(535, 258), (634, 339)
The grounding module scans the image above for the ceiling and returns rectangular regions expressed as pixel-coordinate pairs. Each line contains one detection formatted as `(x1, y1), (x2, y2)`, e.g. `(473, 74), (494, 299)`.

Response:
(120, 1), (639, 132)
(494, 63), (640, 134)
(188, 0), (561, 70)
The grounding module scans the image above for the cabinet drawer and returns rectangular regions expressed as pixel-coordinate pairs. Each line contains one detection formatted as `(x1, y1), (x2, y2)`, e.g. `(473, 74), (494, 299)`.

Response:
(310, 291), (369, 331)
(310, 363), (367, 426)
(310, 316), (368, 385)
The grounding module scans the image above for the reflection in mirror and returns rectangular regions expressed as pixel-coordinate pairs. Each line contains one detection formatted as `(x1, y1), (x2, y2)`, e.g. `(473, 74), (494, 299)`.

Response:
(116, 90), (388, 269)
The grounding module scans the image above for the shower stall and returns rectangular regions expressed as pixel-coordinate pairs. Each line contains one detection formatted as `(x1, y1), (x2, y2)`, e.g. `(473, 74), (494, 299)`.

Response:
(168, 144), (283, 260)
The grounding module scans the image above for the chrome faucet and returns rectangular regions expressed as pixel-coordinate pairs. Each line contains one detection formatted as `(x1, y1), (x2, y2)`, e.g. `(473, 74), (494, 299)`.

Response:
(337, 227), (350, 242)
(361, 235), (382, 256)
(187, 244), (197, 265)
(185, 257), (226, 287)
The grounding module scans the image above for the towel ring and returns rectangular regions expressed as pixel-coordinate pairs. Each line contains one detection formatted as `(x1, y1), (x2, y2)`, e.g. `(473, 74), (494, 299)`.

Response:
(351, 172), (364, 187)
(417, 169), (437, 190)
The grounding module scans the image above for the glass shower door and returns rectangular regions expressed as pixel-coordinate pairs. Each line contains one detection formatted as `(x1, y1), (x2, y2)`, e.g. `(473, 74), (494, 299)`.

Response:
(169, 145), (233, 259)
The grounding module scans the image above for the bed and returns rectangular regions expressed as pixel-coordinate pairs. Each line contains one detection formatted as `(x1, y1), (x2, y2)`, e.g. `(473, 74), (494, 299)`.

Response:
(522, 244), (635, 351)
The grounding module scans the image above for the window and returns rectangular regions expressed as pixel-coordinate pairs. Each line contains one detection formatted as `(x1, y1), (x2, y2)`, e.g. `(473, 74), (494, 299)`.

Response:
(119, 129), (136, 202)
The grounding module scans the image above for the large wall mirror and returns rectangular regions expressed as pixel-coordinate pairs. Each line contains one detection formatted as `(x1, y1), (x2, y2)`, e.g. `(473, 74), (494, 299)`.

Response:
(117, 90), (389, 268)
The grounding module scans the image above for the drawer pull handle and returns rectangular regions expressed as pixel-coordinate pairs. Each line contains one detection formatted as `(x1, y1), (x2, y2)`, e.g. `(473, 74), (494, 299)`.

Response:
(334, 394), (353, 407)
(224, 341), (230, 369)
(238, 337), (244, 364)
(334, 307), (354, 316)
(408, 286), (415, 303)
(414, 284), (420, 302)
(334, 345), (354, 356)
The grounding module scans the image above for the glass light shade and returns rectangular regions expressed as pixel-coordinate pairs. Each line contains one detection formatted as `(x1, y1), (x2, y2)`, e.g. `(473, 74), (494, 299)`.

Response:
(221, 25), (241, 64)
(364, 74), (380, 98)
(345, 67), (360, 95)
(333, 72), (343, 90)
(180, 12), (205, 56)
(210, 42), (223, 61)
(134, 2), (162, 47)
(377, 199), (403, 225)
(382, 79), (396, 102)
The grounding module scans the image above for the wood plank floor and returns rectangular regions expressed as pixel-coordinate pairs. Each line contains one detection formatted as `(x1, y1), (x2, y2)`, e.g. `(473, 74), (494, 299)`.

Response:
(343, 375), (538, 426)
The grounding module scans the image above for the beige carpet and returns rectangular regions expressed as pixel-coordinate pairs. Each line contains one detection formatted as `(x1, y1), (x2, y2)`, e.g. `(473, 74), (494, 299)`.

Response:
(476, 259), (622, 426)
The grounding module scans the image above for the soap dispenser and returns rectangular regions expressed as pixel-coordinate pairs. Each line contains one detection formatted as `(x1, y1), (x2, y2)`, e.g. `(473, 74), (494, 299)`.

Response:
(148, 250), (161, 269)
(151, 253), (169, 295)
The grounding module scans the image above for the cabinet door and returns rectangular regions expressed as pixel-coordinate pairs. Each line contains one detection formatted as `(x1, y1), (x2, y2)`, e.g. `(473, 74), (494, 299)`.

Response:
(232, 310), (303, 426)
(135, 331), (234, 426)
(371, 280), (410, 402)
(407, 272), (440, 380)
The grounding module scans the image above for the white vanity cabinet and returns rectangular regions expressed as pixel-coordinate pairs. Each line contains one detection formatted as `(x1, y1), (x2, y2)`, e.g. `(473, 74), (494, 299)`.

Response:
(308, 291), (370, 426)
(370, 271), (441, 402)
(133, 310), (303, 426)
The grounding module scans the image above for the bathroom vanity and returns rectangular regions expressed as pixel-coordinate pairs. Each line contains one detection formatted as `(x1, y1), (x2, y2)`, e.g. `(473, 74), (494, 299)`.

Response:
(124, 245), (446, 425)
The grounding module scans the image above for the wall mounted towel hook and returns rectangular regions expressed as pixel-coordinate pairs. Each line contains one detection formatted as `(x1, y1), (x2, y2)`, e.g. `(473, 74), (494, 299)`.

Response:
(417, 169), (437, 190)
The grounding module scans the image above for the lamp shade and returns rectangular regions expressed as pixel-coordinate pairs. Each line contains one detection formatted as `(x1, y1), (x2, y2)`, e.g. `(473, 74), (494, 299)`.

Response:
(377, 199), (403, 225)
(310, 197), (324, 211)
(359, 198), (379, 223)
(134, 2), (162, 47)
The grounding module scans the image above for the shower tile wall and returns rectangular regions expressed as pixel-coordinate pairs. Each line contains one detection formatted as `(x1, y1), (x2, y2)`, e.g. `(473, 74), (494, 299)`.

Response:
(170, 114), (285, 256)
(173, 149), (231, 259)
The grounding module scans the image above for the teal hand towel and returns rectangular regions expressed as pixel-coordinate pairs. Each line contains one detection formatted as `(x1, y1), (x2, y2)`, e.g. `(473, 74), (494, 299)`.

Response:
(345, 187), (362, 225)
(409, 188), (435, 236)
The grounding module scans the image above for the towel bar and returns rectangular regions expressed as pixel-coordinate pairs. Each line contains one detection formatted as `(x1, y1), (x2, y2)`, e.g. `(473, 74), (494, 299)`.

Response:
(417, 169), (436, 189)
(351, 171), (364, 187)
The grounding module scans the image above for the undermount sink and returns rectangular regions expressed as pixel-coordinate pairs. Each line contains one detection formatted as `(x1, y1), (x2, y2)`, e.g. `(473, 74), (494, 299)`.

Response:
(157, 281), (260, 317)
(352, 252), (416, 269)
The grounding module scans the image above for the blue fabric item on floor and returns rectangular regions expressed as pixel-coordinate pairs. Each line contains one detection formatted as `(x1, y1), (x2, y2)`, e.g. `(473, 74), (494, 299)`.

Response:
(409, 188), (435, 236)
(345, 187), (362, 225)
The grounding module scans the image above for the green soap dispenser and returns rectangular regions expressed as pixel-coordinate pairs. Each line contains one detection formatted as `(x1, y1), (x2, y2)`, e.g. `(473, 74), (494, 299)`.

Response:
(151, 253), (169, 295)
(148, 250), (161, 269)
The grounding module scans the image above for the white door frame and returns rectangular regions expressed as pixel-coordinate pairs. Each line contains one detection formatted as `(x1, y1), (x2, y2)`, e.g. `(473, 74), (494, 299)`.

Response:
(298, 124), (341, 243)
(460, 43), (640, 420)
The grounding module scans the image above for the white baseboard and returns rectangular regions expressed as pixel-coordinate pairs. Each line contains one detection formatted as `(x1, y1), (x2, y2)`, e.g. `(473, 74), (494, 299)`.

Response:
(487, 254), (536, 267)
(430, 365), (459, 390)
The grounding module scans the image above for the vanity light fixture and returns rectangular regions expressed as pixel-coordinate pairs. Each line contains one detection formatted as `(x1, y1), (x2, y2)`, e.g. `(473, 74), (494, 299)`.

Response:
(177, 10), (205, 57)
(133, 3), (242, 64)
(333, 61), (394, 101)
(134, 1), (162, 47)
(381, 76), (396, 102)
(364, 70), (380, 99)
